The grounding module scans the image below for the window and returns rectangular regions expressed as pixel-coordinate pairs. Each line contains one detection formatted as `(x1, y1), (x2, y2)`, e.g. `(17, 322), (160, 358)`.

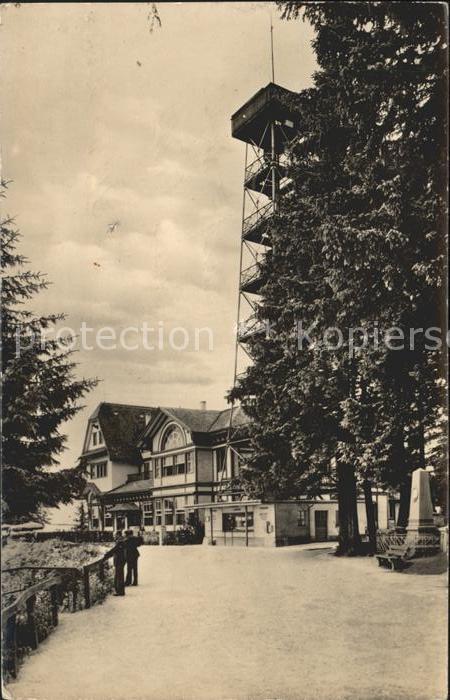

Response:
(222, 511), (254, 532)
(143, 461), (152, 479)
(159, 453), (190, 477)
(98, 462), (107, 478)
(297, 510), (307, 527)
(104, 509), (113, 528)
(154, 458), (161, 479)
(176, 453), (187, 475)
(161, 424), (185, 451)
(162, 456), (175, 477)
(164, 499), (174, 526)
(91, 423), (103, 448)
(143, 502), (153, 527)
(215, 447), (227, 478)
(155, 499), (162, 526)
(175, 497), (185, 525)
(90, 461), (107, 479)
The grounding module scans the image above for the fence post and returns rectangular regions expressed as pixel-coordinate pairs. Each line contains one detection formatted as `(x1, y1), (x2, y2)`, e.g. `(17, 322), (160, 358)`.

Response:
(25, 595), (39, 650)
(83, 567), (91, 609)
(4, 613), (18, 678)
(50, 585), (59, 627)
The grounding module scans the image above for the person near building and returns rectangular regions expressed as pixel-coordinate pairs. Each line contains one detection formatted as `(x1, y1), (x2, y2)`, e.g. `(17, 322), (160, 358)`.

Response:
(124, 529), (142, 586)
(113, 530), (126, 596)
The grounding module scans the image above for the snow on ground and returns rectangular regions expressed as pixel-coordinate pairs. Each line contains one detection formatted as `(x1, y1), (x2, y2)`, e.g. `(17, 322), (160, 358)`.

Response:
(8, 544), (447, 700)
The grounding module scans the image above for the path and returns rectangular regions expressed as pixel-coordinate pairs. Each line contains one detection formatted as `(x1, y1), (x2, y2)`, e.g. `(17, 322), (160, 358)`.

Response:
(8, 545), (447, 700)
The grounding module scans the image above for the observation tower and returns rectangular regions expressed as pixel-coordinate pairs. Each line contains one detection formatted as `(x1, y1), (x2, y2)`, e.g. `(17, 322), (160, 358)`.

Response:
(216, 82), (299, 499)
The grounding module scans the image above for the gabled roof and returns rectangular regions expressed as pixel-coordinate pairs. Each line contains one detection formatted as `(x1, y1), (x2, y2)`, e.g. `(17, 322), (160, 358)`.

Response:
(160, 407), (225, 433)
(139, 405), (251, 447)
(83, 402), (156, 464)
(208, 406), (249, 432)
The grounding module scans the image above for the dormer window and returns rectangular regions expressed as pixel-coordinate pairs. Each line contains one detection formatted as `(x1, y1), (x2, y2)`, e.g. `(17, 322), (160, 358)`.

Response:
(91, 423), (104, 448)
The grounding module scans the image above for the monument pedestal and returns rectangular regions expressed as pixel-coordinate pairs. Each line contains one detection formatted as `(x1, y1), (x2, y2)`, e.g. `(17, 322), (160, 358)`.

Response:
(406, 468), (440, 556)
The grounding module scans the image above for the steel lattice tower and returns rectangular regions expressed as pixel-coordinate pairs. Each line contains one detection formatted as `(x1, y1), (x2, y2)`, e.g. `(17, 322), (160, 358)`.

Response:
(216, 82), (299, 501)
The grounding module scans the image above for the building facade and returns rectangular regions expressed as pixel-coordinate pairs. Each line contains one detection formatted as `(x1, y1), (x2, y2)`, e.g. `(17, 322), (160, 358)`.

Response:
(80, 401), (399, 545)
(81, 402), (251, 534)
(80, 402), (155, 531)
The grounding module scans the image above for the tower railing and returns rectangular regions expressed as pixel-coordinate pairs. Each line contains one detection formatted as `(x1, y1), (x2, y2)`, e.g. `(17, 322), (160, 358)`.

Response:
(244, 154), (271, 184)
(240, 262), (265, 293)
(237, 315), (267, 342)
(242, 201), (273, 238)
(244, 155), (288, 196)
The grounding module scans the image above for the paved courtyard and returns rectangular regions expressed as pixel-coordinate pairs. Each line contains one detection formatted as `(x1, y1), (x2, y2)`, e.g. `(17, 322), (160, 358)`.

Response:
(8, 544), (447, 700)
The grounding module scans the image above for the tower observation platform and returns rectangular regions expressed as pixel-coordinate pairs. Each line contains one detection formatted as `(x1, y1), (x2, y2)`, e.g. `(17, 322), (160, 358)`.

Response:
(218, 82), (299, 501)
(231, 83), (298, 151)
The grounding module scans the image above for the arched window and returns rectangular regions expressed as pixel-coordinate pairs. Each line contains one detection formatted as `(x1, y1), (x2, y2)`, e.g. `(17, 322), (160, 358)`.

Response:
(91, 422), (103, 447)
(161, 424), (185, 451)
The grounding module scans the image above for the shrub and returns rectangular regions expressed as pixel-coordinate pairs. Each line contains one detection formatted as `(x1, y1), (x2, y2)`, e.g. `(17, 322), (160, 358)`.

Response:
(143, 531), (160, 545)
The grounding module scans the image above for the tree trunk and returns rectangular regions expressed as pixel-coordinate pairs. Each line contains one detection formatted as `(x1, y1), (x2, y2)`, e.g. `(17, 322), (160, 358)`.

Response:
(397, 476), (411, 530)
(336, 465), (349, 553)
(363, 479), (377, 554)
(335, 461), (362, 556)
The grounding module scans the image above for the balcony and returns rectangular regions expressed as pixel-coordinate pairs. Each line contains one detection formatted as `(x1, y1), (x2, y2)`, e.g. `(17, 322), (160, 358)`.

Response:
(237, 315), (267, 343)
(242, 201), (274, 245)
(240, 262), (265, 295)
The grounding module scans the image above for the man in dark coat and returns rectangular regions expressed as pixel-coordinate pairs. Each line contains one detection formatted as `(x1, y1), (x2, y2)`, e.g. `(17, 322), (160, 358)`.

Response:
(124, 529), (142, 586)
(113, 531), (126, 596)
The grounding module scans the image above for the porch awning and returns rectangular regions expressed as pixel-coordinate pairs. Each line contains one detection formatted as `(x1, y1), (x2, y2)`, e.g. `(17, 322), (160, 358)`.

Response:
(109, 502), (140, 513)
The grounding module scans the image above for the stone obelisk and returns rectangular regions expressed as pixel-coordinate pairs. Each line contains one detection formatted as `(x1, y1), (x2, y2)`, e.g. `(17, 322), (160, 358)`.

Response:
(406, 468), (439, 554)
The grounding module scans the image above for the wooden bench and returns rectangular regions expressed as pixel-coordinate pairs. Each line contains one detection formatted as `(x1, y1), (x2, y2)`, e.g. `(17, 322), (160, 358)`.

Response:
(376, 543), (415, 571)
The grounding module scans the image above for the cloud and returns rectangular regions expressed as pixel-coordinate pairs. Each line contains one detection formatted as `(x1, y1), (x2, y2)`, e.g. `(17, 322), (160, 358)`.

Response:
(2, 2), (317, 468)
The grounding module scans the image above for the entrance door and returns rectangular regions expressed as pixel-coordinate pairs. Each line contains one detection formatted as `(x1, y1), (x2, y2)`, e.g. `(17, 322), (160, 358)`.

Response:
(314, 511), (328, 541)
(116, 515), (125, 532)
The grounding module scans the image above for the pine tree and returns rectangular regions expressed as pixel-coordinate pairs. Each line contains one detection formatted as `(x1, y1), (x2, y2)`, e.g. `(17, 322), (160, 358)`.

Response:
(1, 185), (98, 522)
(289, 0), (448, 525)
(232, 2), (447, 554)
(75, 502), (88, 531)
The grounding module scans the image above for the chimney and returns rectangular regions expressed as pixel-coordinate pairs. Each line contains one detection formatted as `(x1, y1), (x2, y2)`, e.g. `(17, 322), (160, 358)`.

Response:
(200, 401), (207, 411)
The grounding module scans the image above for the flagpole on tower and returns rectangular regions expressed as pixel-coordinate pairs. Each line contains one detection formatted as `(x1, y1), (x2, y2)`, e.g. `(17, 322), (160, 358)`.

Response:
(270, 13), (275, 82)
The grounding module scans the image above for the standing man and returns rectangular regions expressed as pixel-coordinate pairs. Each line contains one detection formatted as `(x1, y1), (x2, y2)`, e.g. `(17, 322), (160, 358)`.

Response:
(113, 530), (126, 596)
(124, 529), (142, 586)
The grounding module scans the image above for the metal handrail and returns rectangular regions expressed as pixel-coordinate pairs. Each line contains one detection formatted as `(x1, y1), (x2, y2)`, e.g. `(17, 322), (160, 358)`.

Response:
(245, 155), (270, 180)
(242, 201), (273, 236)
(237, 315), (266, 341)
(240, 263), (263, 289)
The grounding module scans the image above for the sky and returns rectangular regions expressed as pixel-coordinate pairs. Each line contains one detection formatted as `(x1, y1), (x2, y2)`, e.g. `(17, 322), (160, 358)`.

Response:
(1, 2), (317, 475)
